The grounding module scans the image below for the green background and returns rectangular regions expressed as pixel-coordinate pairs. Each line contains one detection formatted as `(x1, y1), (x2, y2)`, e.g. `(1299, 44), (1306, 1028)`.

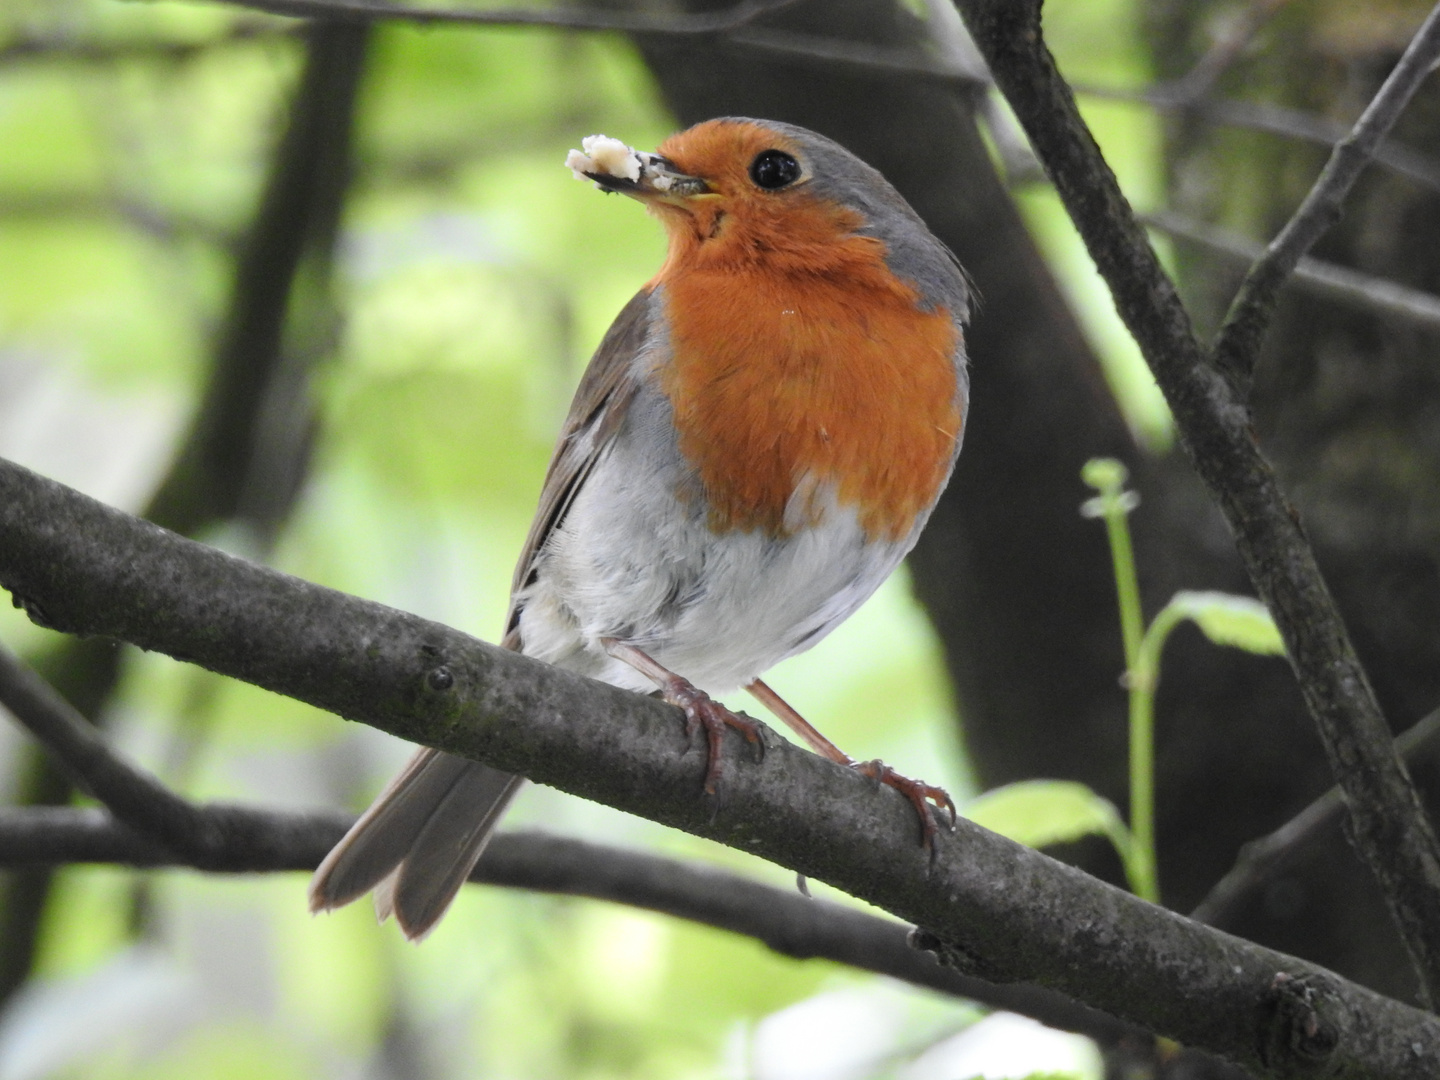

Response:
(0, 0), (1166, 1075)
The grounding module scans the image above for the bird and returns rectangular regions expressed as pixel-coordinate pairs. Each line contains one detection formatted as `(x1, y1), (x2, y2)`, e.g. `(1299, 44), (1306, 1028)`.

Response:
(309, 117), (970, 940)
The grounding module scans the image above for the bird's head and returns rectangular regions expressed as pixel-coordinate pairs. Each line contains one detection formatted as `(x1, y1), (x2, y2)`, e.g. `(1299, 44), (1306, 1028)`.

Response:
(569, 118), (962, 298)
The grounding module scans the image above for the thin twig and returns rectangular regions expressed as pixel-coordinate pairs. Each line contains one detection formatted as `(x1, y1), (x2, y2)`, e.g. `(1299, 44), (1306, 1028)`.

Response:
(953, 0), (1440, 1007)
(175, 0), (804, 32)
(0, 23), (294, 64)
(0, 194), (237, 250)
(0, 646), (228, 860)
(724, 26), (984, 86)
(2, 458), (1439, 1077)
(1164, 0), (1292, 104)
(1077, 84), (1440, 195)
(1211, 0), (1440, 385)
(1192, 707), (1440, 928)
(1144, 210), (1440, 335)
(0, 805), (1137, 1045)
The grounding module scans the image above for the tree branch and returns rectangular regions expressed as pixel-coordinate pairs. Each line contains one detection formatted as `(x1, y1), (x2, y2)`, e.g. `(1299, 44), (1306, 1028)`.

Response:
(720, 26), (984, 86)
(0, 633), (1138, 1044)
(2, 459), (1438, 1077)
(172, 0), (804, 32)
(1143, 210), (1440, 335)
(0, 23), (294, 64)
(0, 806), (1141, 1048)
(1192, 707), (1440, 929)
(0, 19), (371, 1007)
(1211, 0), (1440, 385)
(952, 0), (1440, 1007)
(1077, 88), (1440, 196)
(144, 20), (370, 537)
(0, 645), (244, 863)
(1160, 0), (1291, 106)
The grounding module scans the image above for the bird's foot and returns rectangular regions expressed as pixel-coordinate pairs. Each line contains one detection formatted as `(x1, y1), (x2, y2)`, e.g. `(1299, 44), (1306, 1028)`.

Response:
(663, 677), (766, 795)
(852, 759), (957, 854)
(600, 639), (766, 798)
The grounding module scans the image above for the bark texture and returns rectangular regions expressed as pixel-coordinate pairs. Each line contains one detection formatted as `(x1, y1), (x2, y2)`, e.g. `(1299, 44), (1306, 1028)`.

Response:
(1146, 0), (1440, 1004)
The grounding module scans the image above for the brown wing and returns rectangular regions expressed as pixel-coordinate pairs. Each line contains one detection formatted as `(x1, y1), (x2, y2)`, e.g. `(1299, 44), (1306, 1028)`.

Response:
(501, 286), (656, 648)
(310, 293), (659, 935)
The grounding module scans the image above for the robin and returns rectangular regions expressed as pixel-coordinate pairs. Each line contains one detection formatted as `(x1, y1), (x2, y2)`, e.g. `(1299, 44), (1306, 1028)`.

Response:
(310, 118), (970, 939)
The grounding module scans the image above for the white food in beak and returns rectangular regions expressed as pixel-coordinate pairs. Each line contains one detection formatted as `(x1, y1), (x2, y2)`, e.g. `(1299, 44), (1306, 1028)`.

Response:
(565, 134), (641, 184)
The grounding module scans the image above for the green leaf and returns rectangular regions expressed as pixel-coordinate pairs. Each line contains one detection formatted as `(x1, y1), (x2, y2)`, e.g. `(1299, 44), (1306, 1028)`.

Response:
(1168, 590), (1286, 656)
(963, 780), (1132, 860)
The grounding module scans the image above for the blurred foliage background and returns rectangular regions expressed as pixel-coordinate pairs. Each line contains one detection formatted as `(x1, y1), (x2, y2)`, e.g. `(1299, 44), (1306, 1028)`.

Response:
(4, 0), (1438, 1076)
(0, 2), (1147, 1076)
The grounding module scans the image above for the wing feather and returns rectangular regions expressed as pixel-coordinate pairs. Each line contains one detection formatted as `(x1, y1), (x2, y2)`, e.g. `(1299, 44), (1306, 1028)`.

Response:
(503, 287), (655, 647)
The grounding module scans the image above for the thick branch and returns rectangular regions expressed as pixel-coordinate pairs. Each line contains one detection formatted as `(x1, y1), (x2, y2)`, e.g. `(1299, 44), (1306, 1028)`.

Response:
(1, 460), (1437, 1077)
(1212, 1), (1440, 384)
(953, 0), (1440, 1006)
(0, 639), (1130, 1039)
(0, 632), (1131, 1040)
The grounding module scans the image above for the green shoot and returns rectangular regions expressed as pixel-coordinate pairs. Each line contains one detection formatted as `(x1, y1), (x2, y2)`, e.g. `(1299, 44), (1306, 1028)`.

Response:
(1082, 460), (1288, 906)
(1081, 459), (1156, 901)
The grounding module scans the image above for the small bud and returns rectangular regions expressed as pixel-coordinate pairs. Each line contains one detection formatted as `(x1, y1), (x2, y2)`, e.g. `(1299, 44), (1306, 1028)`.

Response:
(1081, 456), (1128, 493)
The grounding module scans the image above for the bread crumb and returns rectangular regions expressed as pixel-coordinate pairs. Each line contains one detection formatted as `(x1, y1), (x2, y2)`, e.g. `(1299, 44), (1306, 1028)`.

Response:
(566, 134), (641, 184)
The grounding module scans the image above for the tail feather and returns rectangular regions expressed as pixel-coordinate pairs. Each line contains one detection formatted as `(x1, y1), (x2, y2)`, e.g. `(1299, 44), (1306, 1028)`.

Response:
(391, 764), (525, 939)
(310, 747), (525, 938)
(310, 748), (465, 909)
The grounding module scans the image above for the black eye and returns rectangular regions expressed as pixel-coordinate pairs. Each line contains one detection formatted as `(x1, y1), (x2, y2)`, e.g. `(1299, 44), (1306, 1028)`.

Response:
(749, 149), (801, 190)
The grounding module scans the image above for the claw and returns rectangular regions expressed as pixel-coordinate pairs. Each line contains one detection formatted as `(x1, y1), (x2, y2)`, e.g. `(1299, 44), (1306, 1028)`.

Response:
(666, 680), (764, 795)
(602, 639), (765, 799)
(853, 759), (956, 855)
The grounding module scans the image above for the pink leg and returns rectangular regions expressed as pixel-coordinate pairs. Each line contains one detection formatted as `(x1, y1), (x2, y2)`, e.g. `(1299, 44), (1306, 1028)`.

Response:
(748, 677), (957, 850)
(602, 639), (764, 795)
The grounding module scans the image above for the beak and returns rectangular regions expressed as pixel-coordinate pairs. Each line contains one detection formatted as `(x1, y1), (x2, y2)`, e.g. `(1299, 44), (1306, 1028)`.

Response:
(588, 154), (711, 202)
(567, 137), (712, 203)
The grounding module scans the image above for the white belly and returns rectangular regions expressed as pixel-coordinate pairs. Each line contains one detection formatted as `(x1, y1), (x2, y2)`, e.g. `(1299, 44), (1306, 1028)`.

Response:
(513, 388), (916, 696)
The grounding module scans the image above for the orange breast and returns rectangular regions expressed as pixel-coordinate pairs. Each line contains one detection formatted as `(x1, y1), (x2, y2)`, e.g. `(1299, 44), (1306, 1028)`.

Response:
(659, 251), (962, 542)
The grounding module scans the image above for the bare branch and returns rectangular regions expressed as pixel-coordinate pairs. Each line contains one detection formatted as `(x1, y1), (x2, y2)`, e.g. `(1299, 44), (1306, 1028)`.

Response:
(0, 193), (237, 249)
(163, 0), (989, 92)
(0, 23), (294, 64)
(0, 20), (371, 1006)
(1162, 0), (1292, 105)
(172, 0), (804, 33)
(0, 619), (1128, 1042)
(0, 806), (1139, 1047)
(144, 21), (370, 537)
(0, 646), (229, 860)
(1077, 85), (1440, 195)
(2, 458), (1439, 1077)
(952, 0), (1440, 1006)
(1212, 0), (1440, 385)
(1193, 707), (1440, 928)
(723, 27), (984, 86)
(1144, 211), (1440, 335)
